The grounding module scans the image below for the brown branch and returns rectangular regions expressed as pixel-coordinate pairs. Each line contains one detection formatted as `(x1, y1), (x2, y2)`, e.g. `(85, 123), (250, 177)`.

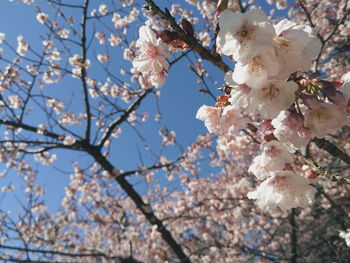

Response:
(289, 209), (298, 263)
(0, 119), (61, 140)
(312, 138), (350, 165)
(297, 0), (350, 71)
(293, 149), (350, 184)
(0, 244), (140, 262)
(120, 155), (184, 178)
(84, 145), (191, 263)
(98, 89), (152, 148)
(81, 0), (92, 142)
(144, 0), (231, 73)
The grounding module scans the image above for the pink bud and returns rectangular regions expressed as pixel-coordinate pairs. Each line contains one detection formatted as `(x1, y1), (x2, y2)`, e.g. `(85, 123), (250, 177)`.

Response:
(305, 169), (318, 179)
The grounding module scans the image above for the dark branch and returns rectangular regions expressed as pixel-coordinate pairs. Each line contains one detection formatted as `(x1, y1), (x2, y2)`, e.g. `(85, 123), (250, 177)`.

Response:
(144, 0), (231, 73)
(98, 89), (152, 148)
(312, 138), (350, 165)
(81, 0), (92, 142)
(84, 145), (192, 263)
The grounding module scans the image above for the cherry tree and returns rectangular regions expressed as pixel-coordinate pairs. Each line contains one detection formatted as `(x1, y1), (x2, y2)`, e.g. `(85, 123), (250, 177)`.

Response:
(0, 0), (349, 262)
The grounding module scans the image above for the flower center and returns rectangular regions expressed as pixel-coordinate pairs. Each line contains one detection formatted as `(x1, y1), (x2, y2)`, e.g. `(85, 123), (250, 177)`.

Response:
(146, 43), (159, 59)
(262, 84), (280, 100)
(274, 36), (292, 56)
(235, 23), (257, 44)
(248, 56), (264, 73)
(314, 108), (328, 123)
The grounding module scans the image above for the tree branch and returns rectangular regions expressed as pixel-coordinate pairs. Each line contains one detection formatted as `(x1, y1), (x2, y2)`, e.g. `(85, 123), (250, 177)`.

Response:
(0, 119), (61, 140)
(312, 138), (350, 165)
(98, 89), (152, 148)
(84, 145), (191, 263)
(289, 208), (298, 263)
(81, 0), (92, 142)
(144, 0), (231, 73)
(0, 244), (141, 262)
(293, 148), (350, 184)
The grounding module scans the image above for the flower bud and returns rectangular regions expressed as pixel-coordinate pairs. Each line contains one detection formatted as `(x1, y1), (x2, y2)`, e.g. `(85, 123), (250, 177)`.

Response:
(181, 18), (194, 36)
(305, 169), (318, 179)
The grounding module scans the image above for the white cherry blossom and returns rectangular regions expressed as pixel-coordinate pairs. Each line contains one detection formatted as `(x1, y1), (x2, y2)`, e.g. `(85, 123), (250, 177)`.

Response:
(248, 170), (316, 211)
(132, 26), (169, 73)
(273, 19), (322, 78)
(304, 100), (347, 138)
(196, 105), (248, 136)
(339, 230), (350, 247)
(340, 71), (350, 98)
(272, 109), (311, 149)
(36, 12), (48, 24)
(217, 9), (276, 64)
(229, 80), (297, 119)
(231, 47), (280, 88)
(249, 140), (294, 180)
(150, 70), (167, 88)
(248, 80), (298, 119)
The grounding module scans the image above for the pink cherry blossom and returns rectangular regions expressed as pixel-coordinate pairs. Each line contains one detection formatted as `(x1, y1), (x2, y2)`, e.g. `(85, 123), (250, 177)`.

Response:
(248, 170), (316, 211)
(132, 26), (169, 73)
(304, 100), (347, 138)
(249, 140), (294, 180)
(273, 19), (321, 78)
(196, 105), (248, 136)
(231, 47), (280, 88)
(217, 9), (276, 64)
(272, 108), (311, 149)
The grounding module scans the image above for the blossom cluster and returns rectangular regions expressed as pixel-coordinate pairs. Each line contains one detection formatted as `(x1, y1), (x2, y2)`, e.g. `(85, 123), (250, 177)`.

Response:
(132, 26), (169, 88)
(196, 8), (350, 211)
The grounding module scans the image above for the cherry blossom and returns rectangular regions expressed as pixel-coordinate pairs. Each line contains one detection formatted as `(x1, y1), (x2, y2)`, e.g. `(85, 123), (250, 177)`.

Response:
(249, 140), (294, 180)
(0, 1), (349, 262)
(271, 108), (311, 149)
(340, 71), (350, 98)
(248, 80), (298, 119)
(231, 48), (280, 88)
(36, 12), (48, 24)
(63, 135), (76, 145)
(303, 99), (347, 138)
(0, 32), (5, 43)
(133, 26), (169, 74)
(196, 105), (248, 136)
(217, 9), (275, 64)
(248, 170), (316, 211)
(273, 19), (321, 78)
(17, 35), (29, 56)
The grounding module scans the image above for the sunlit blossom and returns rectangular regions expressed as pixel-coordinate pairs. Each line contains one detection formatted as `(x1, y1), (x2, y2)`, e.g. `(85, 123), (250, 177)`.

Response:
(217, 9), (275, 64)
(248, 171), (316, 211)
(133, 26), (169, 73)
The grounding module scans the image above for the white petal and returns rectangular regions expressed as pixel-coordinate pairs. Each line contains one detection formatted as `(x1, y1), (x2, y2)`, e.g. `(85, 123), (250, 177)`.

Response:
(139, 26), (157, 43)
(246, 9), (270, 24)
